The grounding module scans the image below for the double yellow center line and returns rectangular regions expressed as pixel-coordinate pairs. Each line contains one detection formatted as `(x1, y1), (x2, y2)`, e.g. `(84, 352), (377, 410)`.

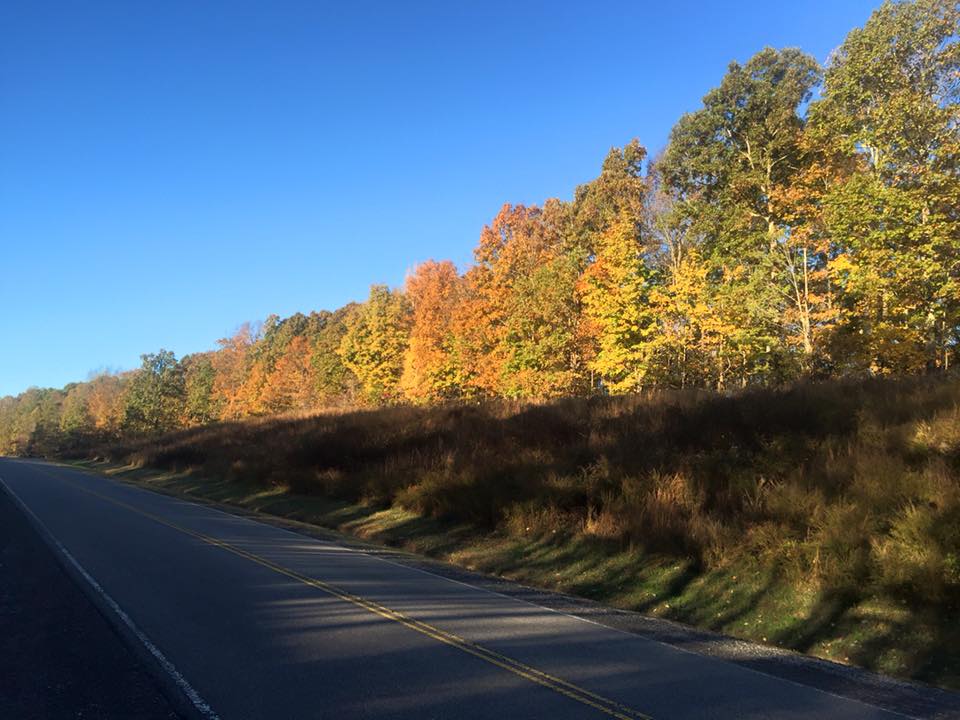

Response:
(45, 468), (653, 720)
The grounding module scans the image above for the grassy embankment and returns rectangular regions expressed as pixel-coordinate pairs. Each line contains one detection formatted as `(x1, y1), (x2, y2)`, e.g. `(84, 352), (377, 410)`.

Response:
(71, 375), (960, 689)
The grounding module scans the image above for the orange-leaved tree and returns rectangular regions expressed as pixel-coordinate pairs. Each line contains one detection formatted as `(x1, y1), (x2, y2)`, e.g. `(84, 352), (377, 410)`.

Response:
(401, 260), (467, 403)
(261, 334), (319, 413)
(456, 203), (585, 398)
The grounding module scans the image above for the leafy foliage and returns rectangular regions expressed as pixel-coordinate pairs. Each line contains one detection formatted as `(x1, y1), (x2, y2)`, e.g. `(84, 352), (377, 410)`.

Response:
(121, 350), (185, 435)
(1, 0), (957, 448)
(339, 285), (411, 403)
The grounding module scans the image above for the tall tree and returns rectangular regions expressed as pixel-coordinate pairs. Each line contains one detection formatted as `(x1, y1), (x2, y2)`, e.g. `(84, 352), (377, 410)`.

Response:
(644, 166), (709, 387)
(261, 335), (318, 413)
(211, 323), (258, 419)
(401, 260), (467, 403)
(338, 285), (412, 403)
(183, 353), (219, 425)
(85, 373), (127, 433)
(569, 142), (649, 390)
(59, 383), (92, 439)
(457, 203), (585, 398)
(569, 140), (647, 254)
(660, 47), (822, 385)
(578, 209), (657, 393)
(807, 0), (960, 373)
(121, 350), (186, 435)
(311, 306), (360, 404)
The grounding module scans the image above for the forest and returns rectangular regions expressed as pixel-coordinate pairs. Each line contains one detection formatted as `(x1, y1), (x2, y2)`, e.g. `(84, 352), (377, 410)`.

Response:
(1, 0), (958, 454)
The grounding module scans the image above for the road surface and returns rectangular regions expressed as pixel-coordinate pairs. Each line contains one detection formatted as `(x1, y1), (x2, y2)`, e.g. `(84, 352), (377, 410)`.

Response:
(0, 475), (176, 719)
(0, 458), (952, 719)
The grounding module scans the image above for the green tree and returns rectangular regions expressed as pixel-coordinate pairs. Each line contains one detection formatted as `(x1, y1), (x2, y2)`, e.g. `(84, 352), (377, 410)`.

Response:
(312, 306), (360, 403)
(502, 245), (585, 397)
(183, 353), (219, 425)
(660, 47), (822, 385)
(569, 140), (647, 255)
(807, 0), (960, 373)
(122, 350), (186, 434)
(0, 387), (66, 455)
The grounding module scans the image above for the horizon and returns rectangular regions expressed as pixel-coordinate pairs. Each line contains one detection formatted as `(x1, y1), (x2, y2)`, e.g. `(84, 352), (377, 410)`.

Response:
(0, 0), (882, 397)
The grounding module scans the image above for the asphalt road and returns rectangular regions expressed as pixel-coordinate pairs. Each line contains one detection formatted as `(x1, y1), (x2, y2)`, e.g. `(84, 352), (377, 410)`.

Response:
(0, 475), (177, 719)
(0, 458), (946, 720)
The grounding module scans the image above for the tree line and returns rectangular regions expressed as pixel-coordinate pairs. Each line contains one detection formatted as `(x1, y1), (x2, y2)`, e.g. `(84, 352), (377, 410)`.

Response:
(2, 0), (957, 455)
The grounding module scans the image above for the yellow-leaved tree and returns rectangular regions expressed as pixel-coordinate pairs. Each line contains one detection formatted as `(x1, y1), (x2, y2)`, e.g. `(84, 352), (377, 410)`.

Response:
(338, 285), (412, 404)
(578, 210), (656, 393)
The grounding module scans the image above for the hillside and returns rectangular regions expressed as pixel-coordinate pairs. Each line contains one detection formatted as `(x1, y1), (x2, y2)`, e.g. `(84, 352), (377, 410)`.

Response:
(69, 374), (960, 690)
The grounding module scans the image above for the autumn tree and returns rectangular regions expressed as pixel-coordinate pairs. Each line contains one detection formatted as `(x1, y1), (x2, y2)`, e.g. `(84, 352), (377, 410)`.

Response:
(401, 260), (466, 402)
(642, 166), (706, 386)
(84, 373), (127, 434)
(261, 334), (318, 413)
(502, 243), (585, 397)
(338, 285), (412, 403)
(211, 323), (257, 420)
(457, 203), (585, 398)
(568, 142), (649, 390)
(569, 140), (648, 253)
(647, 247), (712, 387)
(807, 0), (960, 373)
(660, 47), (822, 385)
(578, 209), (657, 392)
(233, 360), (271, 416)
(0, 396), (18, 454)
(0, 387), (65, 455)
(59, 382), (92, 439)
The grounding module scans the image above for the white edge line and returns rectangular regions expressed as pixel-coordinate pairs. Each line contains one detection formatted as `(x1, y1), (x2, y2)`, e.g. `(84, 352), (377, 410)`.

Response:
(0, 473), (220, 720)
(49, 460), (923, 720)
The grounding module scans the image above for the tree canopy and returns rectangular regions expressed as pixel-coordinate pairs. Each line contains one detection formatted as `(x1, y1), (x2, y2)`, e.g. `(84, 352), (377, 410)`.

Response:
(2, 0), (957, 454)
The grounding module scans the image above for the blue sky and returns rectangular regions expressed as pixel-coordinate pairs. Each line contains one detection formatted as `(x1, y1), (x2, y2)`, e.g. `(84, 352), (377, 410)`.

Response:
(0, 0), (882, 397)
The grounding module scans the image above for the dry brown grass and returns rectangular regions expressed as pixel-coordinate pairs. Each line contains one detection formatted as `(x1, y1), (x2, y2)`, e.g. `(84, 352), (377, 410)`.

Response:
(77, 374), (960, 686)
(89, 375), (960, 596)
